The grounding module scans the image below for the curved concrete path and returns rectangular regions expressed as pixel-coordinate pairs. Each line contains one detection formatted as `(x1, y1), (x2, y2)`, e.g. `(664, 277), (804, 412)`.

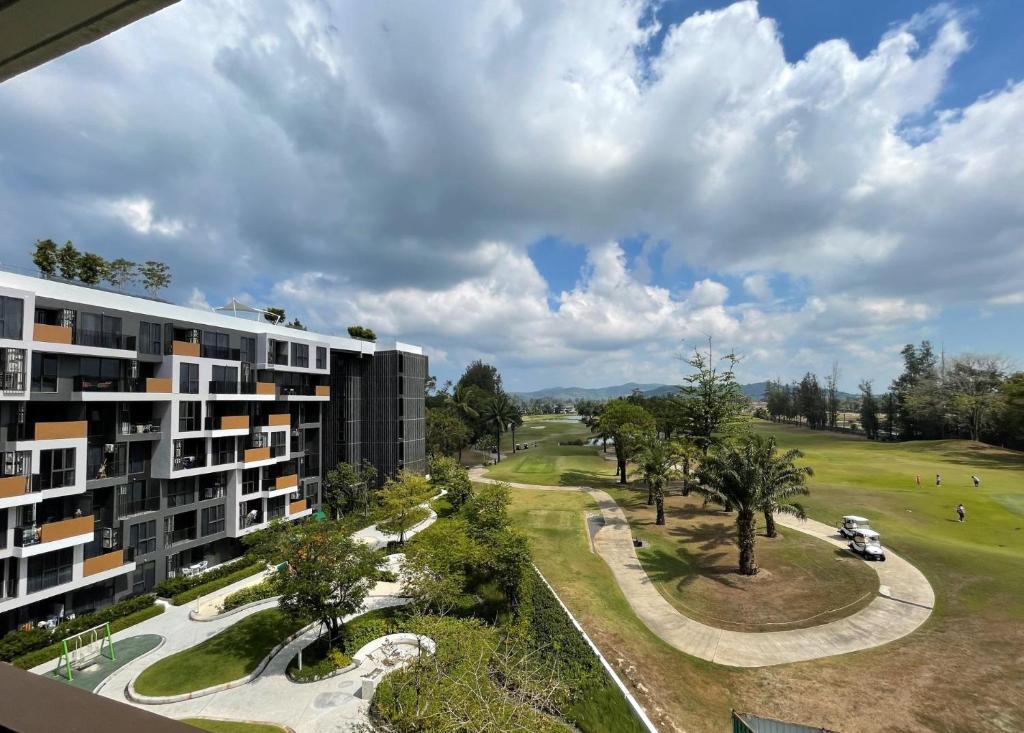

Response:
(471, 469), (935, 668)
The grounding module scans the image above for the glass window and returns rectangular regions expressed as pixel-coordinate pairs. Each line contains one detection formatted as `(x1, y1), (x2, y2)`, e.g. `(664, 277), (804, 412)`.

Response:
(132, 560), (156, 594)
(291, 343), (309, 368)
(139, 322), (162, 355)
(39, 448), (75, 489)
(129, 520), (157, 555)
(78, 312), (122, 348)
(30, 352), (58, 392)
(119, 480), (158, 517)
(316, 346), (327, 369)
(27, 548), (73, 593)
(0, 296), (24, 340)
(179, 401), (201, 432)
(240, 337), (256, 364)
(167, 479), (196, 508)
(201, 331), (230, 359)
(212, 436), (235, 465)
(201, 504), (225, 536)
(179, 362), (199, 393)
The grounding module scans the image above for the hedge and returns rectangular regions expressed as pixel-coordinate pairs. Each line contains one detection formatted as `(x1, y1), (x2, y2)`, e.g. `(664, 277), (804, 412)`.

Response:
(12, 604), (165, 670)
(170, 563), (265, 606)
(153, 557), (253, 599)
(0, 594), (158, 663)
(221, 580), (277, 612)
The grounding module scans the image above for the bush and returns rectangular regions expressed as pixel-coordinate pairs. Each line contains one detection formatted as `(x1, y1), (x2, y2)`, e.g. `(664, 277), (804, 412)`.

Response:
(374, 569), (398, 583)
(559, 438), (585, 446)
(170, 563), (265, 606)
(288, 638), (353, 682)
(153, 557), (252, 598)
(12, 604), (165, 670)
(221, 580), (277, 612)
(0, 594), (158, 663)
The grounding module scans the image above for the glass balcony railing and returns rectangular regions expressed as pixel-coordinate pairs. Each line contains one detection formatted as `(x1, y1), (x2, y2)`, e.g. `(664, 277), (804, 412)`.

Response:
(172, 454), (205, 471)
(166, 527), (197, 545)
(200, 345), (240, 360)
(75, 330), (137, 351)
(208, 380), (239, 394)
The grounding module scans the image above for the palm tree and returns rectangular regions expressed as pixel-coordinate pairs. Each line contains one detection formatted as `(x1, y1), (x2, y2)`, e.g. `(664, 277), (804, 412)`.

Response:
(692, 435), (811, 575)
(509, 408), (523, 453)
(481, 393), (516, 463)
(450, 384), (480, 460)
(634, 436), (684, 525)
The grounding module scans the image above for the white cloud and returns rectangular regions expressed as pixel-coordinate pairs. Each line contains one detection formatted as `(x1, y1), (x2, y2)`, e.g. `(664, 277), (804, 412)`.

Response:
(742, 274), (773, 301)
(104, 197), (184, 237)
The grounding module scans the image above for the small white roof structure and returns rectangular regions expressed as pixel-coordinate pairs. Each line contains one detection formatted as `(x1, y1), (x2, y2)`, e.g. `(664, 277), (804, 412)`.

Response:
(842, 515), (870, 523)
(853, 528), (880, 539)
(215, 298), (281, 323)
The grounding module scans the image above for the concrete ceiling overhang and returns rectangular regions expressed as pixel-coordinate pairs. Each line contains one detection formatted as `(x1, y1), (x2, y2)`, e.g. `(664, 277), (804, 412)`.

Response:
(0, 0), (180, 83)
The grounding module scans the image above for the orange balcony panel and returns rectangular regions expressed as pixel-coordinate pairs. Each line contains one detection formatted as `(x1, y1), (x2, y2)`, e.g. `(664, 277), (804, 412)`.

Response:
(267, 413), (290, 427)
(83, 550), (125, 577)
(39, 515), (94, 543)
(146, 377), (172, 393)
(289, 499), (308, 515)
(34, 420), (87, 441)
(256, 382), (276, 396)
(244, 447), (270, 463)
(275, 474), (298, 490)
(315, 385), (330, 397)
(0, 475), (30, 498)
(33, 323), (73, 344)
(172, 340), (200, 357)
(220, 415), (250, 431)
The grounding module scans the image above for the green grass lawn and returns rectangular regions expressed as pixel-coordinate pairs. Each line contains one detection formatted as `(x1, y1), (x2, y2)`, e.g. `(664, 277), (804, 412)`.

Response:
(503, 415), (1024, 732)
(180, 719), (287, 733)
(134, 609), (304, 696)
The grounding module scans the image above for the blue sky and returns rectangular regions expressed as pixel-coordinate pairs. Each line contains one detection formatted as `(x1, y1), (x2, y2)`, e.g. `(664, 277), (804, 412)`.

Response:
(1, 0), (1022, 392)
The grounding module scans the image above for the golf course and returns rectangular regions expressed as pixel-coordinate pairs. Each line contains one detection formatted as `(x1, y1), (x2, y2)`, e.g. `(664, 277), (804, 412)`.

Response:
(487, 415), (1024, 732)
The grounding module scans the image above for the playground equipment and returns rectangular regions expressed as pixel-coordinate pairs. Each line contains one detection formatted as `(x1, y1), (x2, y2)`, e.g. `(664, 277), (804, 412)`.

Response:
(55, 622), (115, 681)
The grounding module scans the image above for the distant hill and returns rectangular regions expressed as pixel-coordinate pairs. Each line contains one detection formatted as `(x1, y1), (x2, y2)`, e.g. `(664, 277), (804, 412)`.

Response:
(513, 380), (855, 403)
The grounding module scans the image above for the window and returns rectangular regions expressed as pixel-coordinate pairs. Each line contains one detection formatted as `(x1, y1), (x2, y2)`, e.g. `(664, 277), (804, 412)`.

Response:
(199, 475), (226, 501)
(132, 560), (156, 594)
(211, 365), (238, 393)
(291, 343), (309, 368)
(129, 442), (146, 475)
(269, 339), (288, 365)
(118, 480), (158, 517)
(39, 448), (75, 490)
(240, 337), (256, 364)
(129, 520), (157, 555)
(201, 331), (230, 359)
(316, 346), (327, 369)
(212, 436), (235, 465)
(0, 296), (23, 340)
(27, 548), (73, 593)
(139, 321), (162, 355)
(78, 312), (122, 349)
(179, 362), (199, 393)
(179, 401), (201, 432)
(30, 352), (58, 392)
(270, 430), (286, 458)
(304, 481), (319, 502)
(167, 479), (195, 508)
(77, 356), (122, 391)
(201, 504), (225, 536)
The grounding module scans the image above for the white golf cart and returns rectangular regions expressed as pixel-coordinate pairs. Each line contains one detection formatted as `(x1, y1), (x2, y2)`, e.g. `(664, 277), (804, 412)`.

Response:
(848, 529), (886, 561)
(838, 515), (871, 539)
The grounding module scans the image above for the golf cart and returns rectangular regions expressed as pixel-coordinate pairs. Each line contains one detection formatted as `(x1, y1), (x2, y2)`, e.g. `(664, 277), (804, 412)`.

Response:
(838, 515), (871, 539)
(848, 529), (886, 561)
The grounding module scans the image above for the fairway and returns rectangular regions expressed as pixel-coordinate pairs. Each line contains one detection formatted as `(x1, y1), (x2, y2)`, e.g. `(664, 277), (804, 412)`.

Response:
(499, 414), (1024, 732)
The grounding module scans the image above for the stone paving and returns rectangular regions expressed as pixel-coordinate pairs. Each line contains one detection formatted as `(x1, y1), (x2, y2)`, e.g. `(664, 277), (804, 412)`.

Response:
(470, 468), (935, 668)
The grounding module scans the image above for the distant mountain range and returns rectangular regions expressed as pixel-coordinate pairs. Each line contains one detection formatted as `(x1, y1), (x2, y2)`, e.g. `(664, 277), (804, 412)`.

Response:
(513, 381), (857, 403)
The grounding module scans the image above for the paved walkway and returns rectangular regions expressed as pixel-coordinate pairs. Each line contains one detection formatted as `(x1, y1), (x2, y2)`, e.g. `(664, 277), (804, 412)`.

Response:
(351, 491), (444, 550)
(471, 469), (935, 668)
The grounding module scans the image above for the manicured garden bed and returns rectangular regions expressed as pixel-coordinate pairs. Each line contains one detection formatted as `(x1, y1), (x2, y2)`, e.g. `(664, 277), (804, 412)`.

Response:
(133, 608), (304, 696)
(180, 719), (287, 733)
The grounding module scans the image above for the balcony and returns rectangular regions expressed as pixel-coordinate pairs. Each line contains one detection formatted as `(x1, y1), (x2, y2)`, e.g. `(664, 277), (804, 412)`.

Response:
(209, 380), (239, 395)
(267, 503), (286, 521)
(256, 382), (275, 396)
(243, 446), (270, 463)
(275, 473), (298, 490)
(173, 454), (206, 471)
(33, 421), (88, 441)
(119, 495), (159, 518)
(83, 548), (134, 577)
(15, 515), (94, 547)
(315, 385), (330, 397)
(75, 329), (137, 351)
(239, 508), (264, 528)
(288, 498), (308, 515)
(146, 377), (172, 393)
(201, 345), (240, 361)
(166, 527), (197, 546)
(170, 340), (200, 357)
(0, 474), (31, 499)
(267, 413), (290, 427)
(32, 323), (72, 344)
(205, 415), (249, 431)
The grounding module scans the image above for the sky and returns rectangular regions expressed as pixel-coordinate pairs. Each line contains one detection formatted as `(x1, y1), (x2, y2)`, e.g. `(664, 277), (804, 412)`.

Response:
(1, 0), (1022, 393)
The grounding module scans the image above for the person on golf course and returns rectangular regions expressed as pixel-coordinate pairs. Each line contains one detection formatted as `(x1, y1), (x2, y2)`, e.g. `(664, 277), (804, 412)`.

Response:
(956, 503), (966, 522)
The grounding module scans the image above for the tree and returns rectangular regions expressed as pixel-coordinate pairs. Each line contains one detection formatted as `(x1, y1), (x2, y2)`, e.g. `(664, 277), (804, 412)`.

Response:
(56, 241), (79, 280)
(998, 373), (1024, 446)
(676, 341), (749, 454)
(457, 359), (503, 397)
(859, 380), (880, 439)
(462, 482), (531, 604)
(890, 341), (944, 439)
(426, 406), (471, 458)
(104, 258), (137, 291)
(428, 455), (474, 508)
(32, 239), (58, 276)
(634, 435), (684, 525)
(481, 393), (517, 463)
(76, 252), (107, 285)
(597, 400), (656, 484)
(264, 306), (285, 324)
(286, 318), (307, 330)
(323, 460), (377, 519)
(693, 435), (810, 575)
(826, 361), (842, 429)
(756, 437), (813, 538)
(947, 355), (1006, 442)
(509, 407), (523, 453)
(267, 521), (378, 650)
(139, 260), (171, 295)
(347, 325), (377, 341)
(402, 520), (475, 616)
(378, 470), (432, 544)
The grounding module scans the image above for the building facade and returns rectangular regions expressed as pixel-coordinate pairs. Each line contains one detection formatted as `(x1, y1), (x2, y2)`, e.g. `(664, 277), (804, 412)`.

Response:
(0, 271), (425, 632)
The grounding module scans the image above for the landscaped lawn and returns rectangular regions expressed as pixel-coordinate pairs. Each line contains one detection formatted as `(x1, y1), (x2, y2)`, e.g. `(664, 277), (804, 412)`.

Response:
(501, 415), (1024, 732)
(134, 609), (305, 697)
(181, 719), (287, 733)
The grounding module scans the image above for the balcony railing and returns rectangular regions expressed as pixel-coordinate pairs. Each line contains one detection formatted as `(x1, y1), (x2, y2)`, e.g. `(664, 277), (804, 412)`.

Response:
(0, 474), (33, 499)
(27, 563), (73, 594)
(83, 547), (134, 576)
(166, 527), (197, 545)
(119, 496), (160, 518)
(241, 480), (259, 495)
(2, 372), (25, 393)
(172, 454), (205, 471)
(270, 444), (286, 458)
(75, 330), (137, 351)
(239, 509), (263, 527)
(208, 380), (239, 394)
(200, 345), (240, 360)
(74, 376), (144, 393)
(267, 503), (286, 521)
(33, 470), (77, 491)
(8, 420), (89, 441)
(15, 515), (94, 547)
(119, 421), (160, 436)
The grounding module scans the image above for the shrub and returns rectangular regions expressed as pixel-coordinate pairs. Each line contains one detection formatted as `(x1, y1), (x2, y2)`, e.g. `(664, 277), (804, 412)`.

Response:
(153, 557), (252, 598)
(170, 563), (264, 606)
(12, 604), (165, 670)
(374, 568), (398, 583)
(559, 438), (585, 446)
(221, 580), (277, 612)
(0, 594), (157, 663)
(288, 639), (353, 682)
